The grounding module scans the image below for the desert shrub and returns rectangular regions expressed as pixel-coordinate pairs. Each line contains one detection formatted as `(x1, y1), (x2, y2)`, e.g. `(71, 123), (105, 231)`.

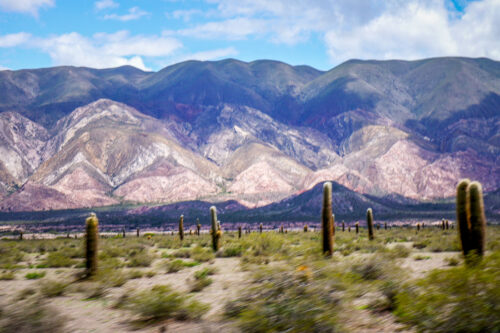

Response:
(243, 233), (285, 258)
(127, 250), (154, 267)
(125, 285), (209, 321)
(394, 251), (500, 332)
(41, 252), (76, 268)
(427, 235), (460, 252)
(16, 288), (37, 300)
(190, 267), (216, 292)
(96, 267), (128, 288)
(128, 270), (144, 279)
(381, 244), (411, 259)
(145, 271), (156, 278)
(190, 275), (212, 292)
(193, 267), (217, 279)
(349, 256), (399, 281)
(190, 246), (214, 262)
(0, 271), (15, 280)
(217, 244), (244, 257)
(225, 270), (344, 332)
(0, 300), (66, 333)
(445, 256), (460, 266)
(172, 248), (191, 258)
(40, 280), (67, 298)
(413, 255), (431, 261)
(166, 259), (199, 273)
(25, 272), (45, 280)
(0, 244), (24, 268)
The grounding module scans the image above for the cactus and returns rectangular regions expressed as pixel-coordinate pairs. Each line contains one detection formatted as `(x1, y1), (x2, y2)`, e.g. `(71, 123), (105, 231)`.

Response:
(466, 182), (486, 258)
(122, 228), (126, 238)
(456, 179), (487, 261)
(19, 231), (23, 240)
(196, 220), (201, 236)
(342, 222), (345, 232)
(355, 222), (359, 234)
(367, 208), (374, 240)
(417, 223), (420, 232)
(259, 223), (263, 233)
(304, 224), (308, 232)
(210, 206), (220, 251)
(441, 219), (445, 230)
(445, 220), (449, 230)
(136, 228), (140, 237)
(179, 215), (184, 241)
(85, 213), (99, 278)
(348, 226), (351, 232)
(456, 179), (471, 256)
(384, 222), (387, 230)
(238, 226), (242, 239)
(321, 182), (334, 256)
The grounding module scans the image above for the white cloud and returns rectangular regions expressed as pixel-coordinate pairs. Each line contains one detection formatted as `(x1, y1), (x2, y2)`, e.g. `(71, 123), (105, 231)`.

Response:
(0, 0), (54, 16)
(95, 0), (118, 11)
(169, 9), (204, 22)
(325, 0), (500, 63)
(103, 6), (149, 21)
(0, 32), (31, 47)
(177, 17), (269, 40)
(173, 47), (238, 63)
(0, 31), (183, 71)
(188, 0), (500, 63)
(0, 65), (10, 70)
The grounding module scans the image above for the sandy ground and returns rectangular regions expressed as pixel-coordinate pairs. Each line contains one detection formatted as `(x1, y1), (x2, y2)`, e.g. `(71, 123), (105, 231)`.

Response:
(0, 257), (247, 333)
(0, 242), (462, 333)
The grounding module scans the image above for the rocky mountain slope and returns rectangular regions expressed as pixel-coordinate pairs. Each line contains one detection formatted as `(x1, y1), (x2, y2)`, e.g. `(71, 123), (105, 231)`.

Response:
(0, 57), (498, 213)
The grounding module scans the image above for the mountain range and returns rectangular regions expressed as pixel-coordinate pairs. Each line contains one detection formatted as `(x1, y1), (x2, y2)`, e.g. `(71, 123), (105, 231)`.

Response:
(0, 57), (499, 217)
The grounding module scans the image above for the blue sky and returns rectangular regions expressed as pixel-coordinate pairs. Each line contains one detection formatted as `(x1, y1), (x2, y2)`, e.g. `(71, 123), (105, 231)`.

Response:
(0, 0), (498, 71)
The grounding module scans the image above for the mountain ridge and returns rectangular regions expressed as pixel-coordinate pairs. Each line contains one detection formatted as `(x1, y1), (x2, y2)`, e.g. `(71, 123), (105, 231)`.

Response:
(0, 57), (498, 214)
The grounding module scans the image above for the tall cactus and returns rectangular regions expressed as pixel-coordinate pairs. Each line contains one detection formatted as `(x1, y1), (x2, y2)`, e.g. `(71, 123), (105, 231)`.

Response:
(136, 228), (140, 237)
(342, 222), (345, 232)
(238, 226), (242, 239)
(367, 208), (374, 240)
(304, 224), (308, 232)
(85, 213), (99, 278)
(456, 179), (487, 261)
(466, 182), (486, 257)
(384, 222), (387, 230)
(321, 182), (334, 256)
(210, 206), (220, 251)
(196, 219), (201, 236)
(179, 215), (184, 241)
(259, 223), (263, 233)
(355, 222), (359, 234)
(457, 179), (471, 256)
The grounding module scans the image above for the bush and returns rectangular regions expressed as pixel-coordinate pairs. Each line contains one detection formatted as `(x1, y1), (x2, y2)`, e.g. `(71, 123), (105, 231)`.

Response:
(125, 285), (209, 321)
(190, 246), (214, 262)
(25, 272), (45, 280)
(40, 280), (67, 298)
(394, 251), (500, 332)
(0, 271), (15, 280)
(190, 268), (216, 292)
(384, 244), (411, 259)
(166, 260), (199, 273)
(42, 252), (76, 268)
(127, 251), (154, 268)
(0, 300), (66, 333)
(217, 244), (243, 257)
(225, 270), (343, 332)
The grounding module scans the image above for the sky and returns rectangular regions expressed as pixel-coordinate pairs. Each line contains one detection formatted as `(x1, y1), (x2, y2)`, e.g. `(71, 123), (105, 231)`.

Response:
(0, 0), (499, 71)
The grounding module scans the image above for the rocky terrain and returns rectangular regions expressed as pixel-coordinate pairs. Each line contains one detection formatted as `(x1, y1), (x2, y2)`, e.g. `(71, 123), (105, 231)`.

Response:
(0, 57), (499, 213)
